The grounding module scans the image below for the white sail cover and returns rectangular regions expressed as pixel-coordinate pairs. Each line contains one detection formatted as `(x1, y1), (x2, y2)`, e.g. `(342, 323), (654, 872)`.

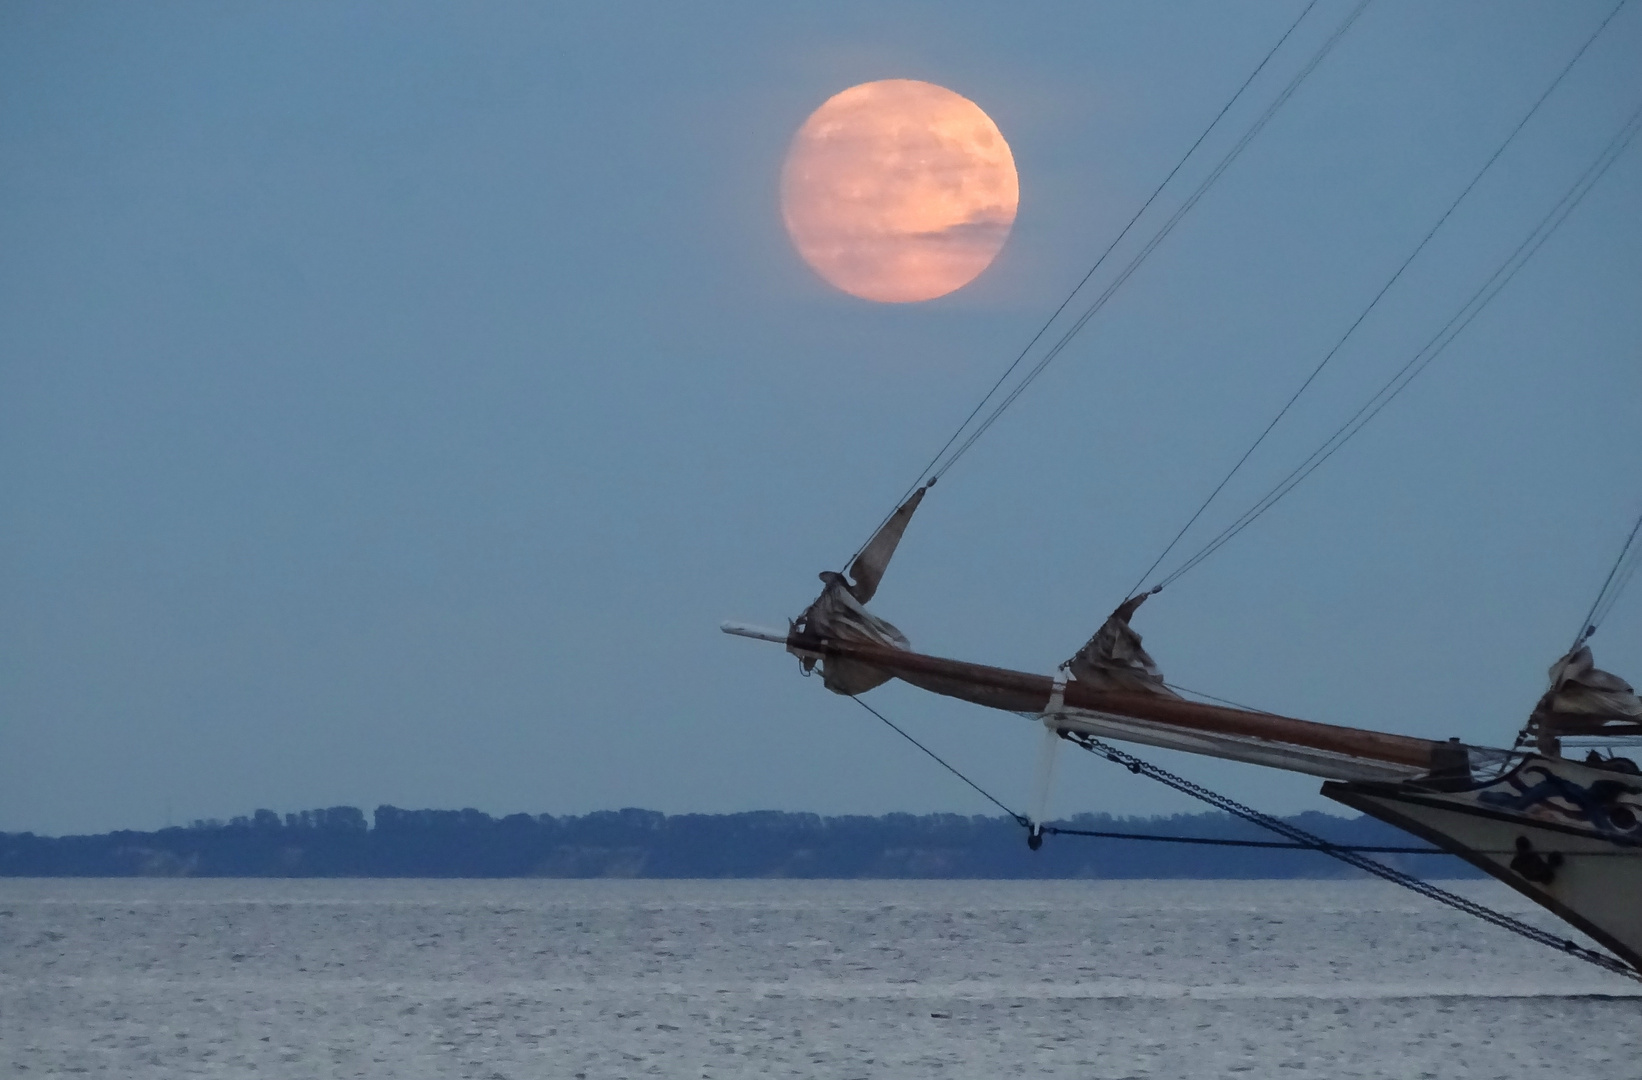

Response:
(791, 488), (925, 695)
(1064, 592), (1180, 697)
(1544, 646), (1642, 720)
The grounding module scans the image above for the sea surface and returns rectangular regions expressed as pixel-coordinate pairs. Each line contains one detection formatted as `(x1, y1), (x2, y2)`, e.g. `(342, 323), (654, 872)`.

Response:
(2, 877), (1638, 1079)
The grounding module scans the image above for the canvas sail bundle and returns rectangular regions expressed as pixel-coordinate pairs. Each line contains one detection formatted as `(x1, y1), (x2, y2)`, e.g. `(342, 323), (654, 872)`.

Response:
(1540, 646), (1642, 724)
(1064, 592), (1180, 698)
(790, 488), (925, 695)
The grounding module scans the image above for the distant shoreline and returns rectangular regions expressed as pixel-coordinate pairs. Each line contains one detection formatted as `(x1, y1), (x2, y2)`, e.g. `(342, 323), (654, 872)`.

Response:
(1, 806), (1478, 880)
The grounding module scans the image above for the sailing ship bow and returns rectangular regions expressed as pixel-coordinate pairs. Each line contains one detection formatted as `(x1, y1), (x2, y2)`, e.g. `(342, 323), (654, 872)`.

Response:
(726, 492), (1642, 973)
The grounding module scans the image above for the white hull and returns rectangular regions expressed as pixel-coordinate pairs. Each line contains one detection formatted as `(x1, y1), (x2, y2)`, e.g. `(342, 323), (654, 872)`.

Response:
(1326, 754), (1642, 971)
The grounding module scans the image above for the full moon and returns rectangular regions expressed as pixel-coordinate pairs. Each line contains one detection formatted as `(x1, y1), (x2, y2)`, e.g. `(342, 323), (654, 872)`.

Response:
(781, 79), (1019, 303)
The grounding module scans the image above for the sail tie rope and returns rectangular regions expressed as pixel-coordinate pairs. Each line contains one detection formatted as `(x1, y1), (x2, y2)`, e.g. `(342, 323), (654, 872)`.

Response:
(1125, 0), (1632, 601)
(843, 0), (1348, 569)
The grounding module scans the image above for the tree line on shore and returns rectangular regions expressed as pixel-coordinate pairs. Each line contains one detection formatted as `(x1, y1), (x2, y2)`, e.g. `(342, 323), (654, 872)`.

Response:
(0, 805), (1477, 879)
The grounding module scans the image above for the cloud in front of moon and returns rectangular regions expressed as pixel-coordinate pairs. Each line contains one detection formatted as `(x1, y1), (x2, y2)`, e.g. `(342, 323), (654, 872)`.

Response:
(781, 79), (1019, 303)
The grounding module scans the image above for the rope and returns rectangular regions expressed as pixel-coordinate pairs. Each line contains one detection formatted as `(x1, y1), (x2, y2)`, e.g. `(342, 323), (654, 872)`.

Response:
(1164, 681), (1266, 713)
(1040, 825), (1438, 853)
(851, 696), (1642, 978)
(1044, 824), (1636, 855)
(853, 696), (1445, 852)
(1574, 505), (1642, 647)
(849, 696), (1029, 824)
(853, 692), (1444, 846)
(923, 0), (1373, 491)
(1061, 730), (1642, 981)
(1126, 0), (1631, 600)
(843, 0), (1341, 568)
(854, 694), (1642, 852)
(1151, 93), (1642, 591)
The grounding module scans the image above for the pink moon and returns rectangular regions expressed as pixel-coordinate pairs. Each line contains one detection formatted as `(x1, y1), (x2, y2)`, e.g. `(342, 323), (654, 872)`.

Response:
(781, 79), (1019, 303)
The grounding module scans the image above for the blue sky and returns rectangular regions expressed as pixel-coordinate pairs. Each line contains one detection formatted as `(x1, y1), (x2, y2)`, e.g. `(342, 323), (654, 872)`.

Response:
(3, 1), (1639, 835)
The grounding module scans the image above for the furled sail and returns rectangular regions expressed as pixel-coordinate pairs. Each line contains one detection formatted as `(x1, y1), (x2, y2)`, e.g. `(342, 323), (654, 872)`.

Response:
(1542, 646), (1642, 722)
(790, 488), (925, 695)
(1064, 592), (1180, 697)
(1524, 645), (1642, 752)
(845, 486), (925, 605)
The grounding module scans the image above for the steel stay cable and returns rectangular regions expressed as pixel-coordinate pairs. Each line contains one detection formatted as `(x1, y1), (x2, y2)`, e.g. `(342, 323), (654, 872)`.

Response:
(1125, 0), (1631, 600)
(840, 1), (1322, 571)
(1152, 97), (1642, 591)
(1590, 542), (1642, 632)
(1038, 825), (1439, 853)
(1061, 730), (1642, 980)
(852, 694), (1475, 858)
(853, 695), (1642, 860)
(927, 0), (1374, 489)
(1591, 552), (1642, 636)
(852, 695), (1455, 852)
(1574, 505), (1642, 647)
(841, 0), (1335, 568)
(849, 695), (1029, 824)
(1043, 825), (1638, 854)
(1157, 103), (1642, 588)
(849, 692), (1642, 978)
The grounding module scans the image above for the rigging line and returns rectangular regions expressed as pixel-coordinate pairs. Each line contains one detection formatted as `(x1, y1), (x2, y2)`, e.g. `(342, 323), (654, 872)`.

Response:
(855, 697), (1452, 853)
(1039, 825), (1442, 854)
(929, 2), (1374, 486)
(1159, 104), (1642, 587)
(1575, 505), (1642, 646)
(1163, 681), (1266, 713)
(1591, 547), (1642, 634)
(855, 701), (1640, 859)
(1155, 97), (1642, 590)
(1044, 827), (1639, 855)
(1061, 730), (1642, 980)
(1126, 0), (1633, 600)
(1599, 541), (1642, 619)
(928, 0), (1375, 488)
(848, 695), (1028, 824)
(842, 0), (1323, 569)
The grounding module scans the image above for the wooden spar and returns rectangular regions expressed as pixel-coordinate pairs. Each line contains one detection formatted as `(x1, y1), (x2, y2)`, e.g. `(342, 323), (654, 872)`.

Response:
(785, 632), (1449, 773)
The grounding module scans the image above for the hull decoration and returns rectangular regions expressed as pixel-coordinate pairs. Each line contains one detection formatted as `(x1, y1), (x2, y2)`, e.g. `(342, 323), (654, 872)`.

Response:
(1327, 754), (1642, 972)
